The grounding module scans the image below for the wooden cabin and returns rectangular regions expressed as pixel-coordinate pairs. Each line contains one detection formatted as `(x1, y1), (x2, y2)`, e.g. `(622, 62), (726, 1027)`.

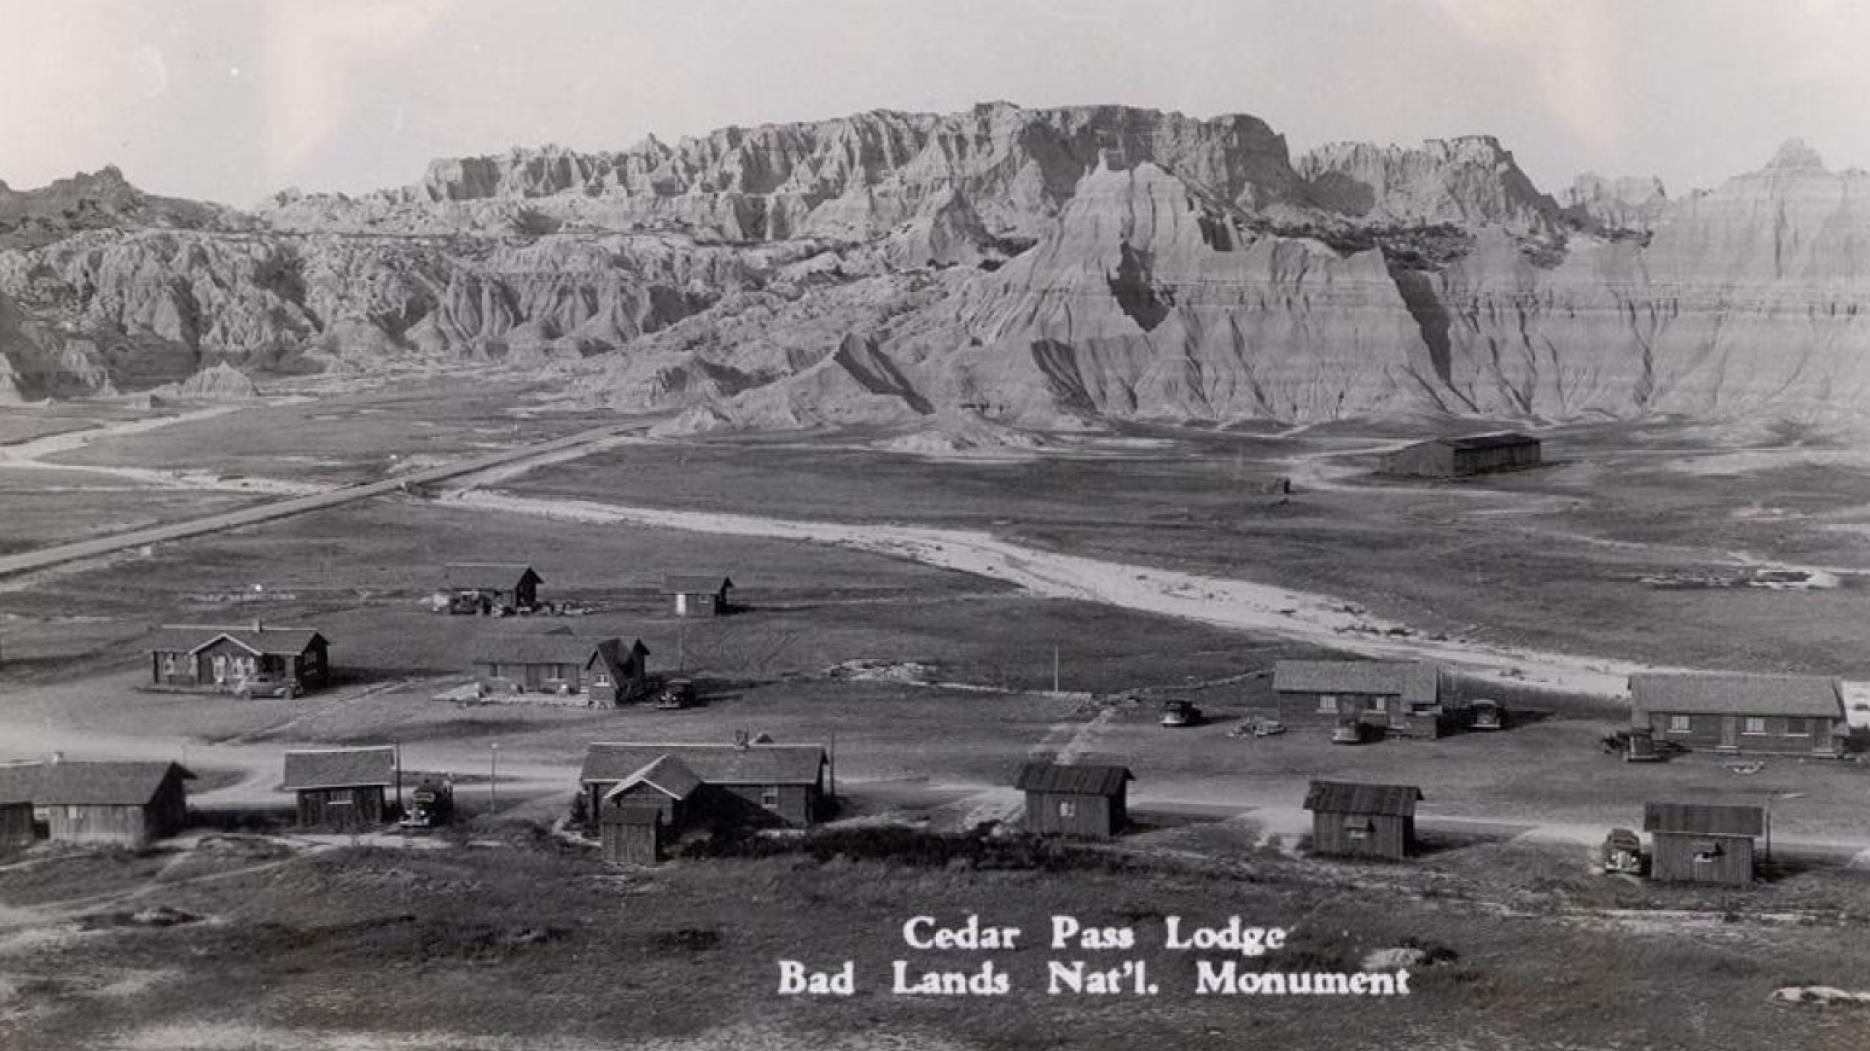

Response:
(1016, 762), (1133, 839)
(1628, 672), (1846, 757)
(36, 760), (193, 848)
(579, 740), (828, 829)
(601, 805), (665, 865)
(471, 634), (650, 705)
(664, 575), (734, 617)
(1273, 660), (1445, 739)
(148, 624), (329, 696)
(1303, 780), (1423, 860)
(1382, 433), (1542, 478)
(441, 563), (542, 614)
(0, 763), (37, 850)
(1644, 802), (1763, 886)
(282, 746), (396, 829)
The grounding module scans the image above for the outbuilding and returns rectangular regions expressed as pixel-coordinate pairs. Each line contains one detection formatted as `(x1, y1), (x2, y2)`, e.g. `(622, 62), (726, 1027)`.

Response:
(1303, 780), (1423, 860)
(0, 763), (37, 850)
(601, 805), (665, 866)
(1382, 433), (1542, 478)
(1272, 660), (1445, 739)
(35, 760), (193, 848)
(664, 575), (734, 617)
(282, 746), (397, 829)
(580, 739), (829, 829)
(148, 624), (329, 696)
(1628, 672), (1846, 757)
(1644, 802), (1763, 886)
(472, 634), (651, 705)
(441, 563), (542, 615)
(1015, 762), (1132, 839)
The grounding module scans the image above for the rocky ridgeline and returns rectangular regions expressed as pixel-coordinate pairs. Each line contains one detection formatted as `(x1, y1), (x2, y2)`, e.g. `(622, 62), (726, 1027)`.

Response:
(0, 105), (1865, 432)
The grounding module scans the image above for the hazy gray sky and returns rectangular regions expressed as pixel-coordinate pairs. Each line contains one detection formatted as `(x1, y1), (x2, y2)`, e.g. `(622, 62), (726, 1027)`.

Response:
(2, 0), (1863, 206)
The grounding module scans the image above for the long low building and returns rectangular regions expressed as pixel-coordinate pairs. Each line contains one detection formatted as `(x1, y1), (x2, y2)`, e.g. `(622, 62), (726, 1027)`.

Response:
(1272, 660), (1446, 739)
(1381, 433), (1542, 478)
(1628, 672), (1846, 757)
(579, 739), (830, 831)
(472, 635), (651, 706)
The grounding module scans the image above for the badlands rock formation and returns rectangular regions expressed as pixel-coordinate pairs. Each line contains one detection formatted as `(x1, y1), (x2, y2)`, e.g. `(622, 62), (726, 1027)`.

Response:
(0, 104), (1864, 430)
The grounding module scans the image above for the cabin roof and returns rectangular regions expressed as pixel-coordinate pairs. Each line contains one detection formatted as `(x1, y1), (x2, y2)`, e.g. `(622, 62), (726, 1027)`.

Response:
(580, 742), (826, 786)
(444, 562), (541, 588)
(32, 761), (194, 806)
(1434, 432), (1539, 451)
(1643, 802), (1765, 837)
(282, 747), (396, 790)
(148, 626), (325, 657)
(602, 755), (704, 802)
(473, 635), (643, 667)
(1273, 660), (1441, 702)
(0, 763), (41, 805)
(1303, 780), (1424, 817)
(1013, 762), (1133, 796)
(662, 575), (733, 595)
(1628, 672), (1844, 718)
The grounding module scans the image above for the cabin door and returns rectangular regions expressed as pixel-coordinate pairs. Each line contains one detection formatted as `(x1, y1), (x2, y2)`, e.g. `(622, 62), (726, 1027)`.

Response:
(1718, 717), (1739, 750)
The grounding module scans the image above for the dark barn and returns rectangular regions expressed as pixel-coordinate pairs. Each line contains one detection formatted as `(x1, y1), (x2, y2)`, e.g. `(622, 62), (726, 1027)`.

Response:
(1304, 780), (1423, 860)
(282, 746), (397, 829)
(473, 634), (651, 705)
(1016, 762), (1132, 839)
(37, 760), (193, 848)
(1382, 433), (1542, 478)
(1273, 660), (1445, 739)
(1644, 802), (1763, 886)
(442, 563), (543, 614)
(149, 624), (329, 696)
(0, 763), (37, 850)
(580, 740), (829, 830)
(664, 575), (734, 617)
(1628, 672), (1846, 757)
(601, 806), (665, 866)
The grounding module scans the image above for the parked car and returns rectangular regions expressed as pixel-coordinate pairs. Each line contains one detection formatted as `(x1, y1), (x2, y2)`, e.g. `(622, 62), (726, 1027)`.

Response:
(1331, 720), (1369, 744)
(1250, 717), (1286, 737)
(1602, 828), (1643, 873)
(399, 778), (454, 829)
(654, 678), (696, 710)
(1160, 699), (1203, 727)
(233, 675), (302, 701)
(1469, 699), (1506, 730)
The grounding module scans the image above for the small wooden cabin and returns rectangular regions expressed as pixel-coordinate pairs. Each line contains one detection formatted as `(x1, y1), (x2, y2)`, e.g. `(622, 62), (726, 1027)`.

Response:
(0, 763), (37, 850)
(1015, 762), (1133, 839)
(579, 740), (828, 829)
(1628, 672), (1845, 757)
(281, 746), (396, 829)
(601, 805), (665, 865)
(442, 563), (542, 614)
(1382, 433), (1542, 478)
(1273, 660), (1445, 739)
(1644, 802), (1763, 886)
(472, 634), (650, 705)
(600, 754), (703, 827)
(149, 624), (329, 695)
(664, 575), (734, 617)
(1303, 780), (1423, 860)
(36, 760), (193, 848)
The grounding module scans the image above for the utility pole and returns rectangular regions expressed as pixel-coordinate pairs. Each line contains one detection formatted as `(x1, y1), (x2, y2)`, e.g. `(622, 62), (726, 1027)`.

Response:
(489, 742), (500, 812)
(1053, 646), (1061, 694)
(394, 742), (404, 817)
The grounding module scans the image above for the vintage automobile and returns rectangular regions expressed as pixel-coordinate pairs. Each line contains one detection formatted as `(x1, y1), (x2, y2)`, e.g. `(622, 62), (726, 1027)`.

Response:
(399, 778), (455, 829)
(1331, 719), (1369, 744)
(1160, 699), (1203, 727)
(232, 674), (303, 701)
(653, 678), (697, 710)
(1602, 828), (1643, 873)
(1469, 699), (1506, 731)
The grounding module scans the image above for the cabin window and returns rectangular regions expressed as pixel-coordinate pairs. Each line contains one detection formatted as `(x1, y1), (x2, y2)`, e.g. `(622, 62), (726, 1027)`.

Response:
(1343, 817), (1374, 841)
(761, 788), (780, 810)
(1317, 694), (1337, 714)
(1785, 718), (1809, 736)
(161, 654), (176, 676)
(1692, 843), (1724, 864)
(1369, 698), (1388, 714)
(65, 806), (80, 820)
(327, 789), (353, 805)
(1743, 717), (1768, 736)
(1058, 800), (1078, 818)
(1667, 715), (1691, 733)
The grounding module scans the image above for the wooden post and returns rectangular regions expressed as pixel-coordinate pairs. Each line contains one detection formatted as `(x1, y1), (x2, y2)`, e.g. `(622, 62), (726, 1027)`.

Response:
(1053, 646), (1061, 694)
(489, 743), (499, 812)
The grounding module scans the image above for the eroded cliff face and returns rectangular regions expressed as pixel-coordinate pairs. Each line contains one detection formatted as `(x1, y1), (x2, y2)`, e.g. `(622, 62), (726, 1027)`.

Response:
(0, 104), (1864, 432)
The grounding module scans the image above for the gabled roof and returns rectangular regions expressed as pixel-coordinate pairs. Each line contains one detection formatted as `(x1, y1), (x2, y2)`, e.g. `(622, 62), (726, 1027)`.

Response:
(1628, 672), (1844, 718)
(601, 805), (664, 826)
(603, 755), (703, 802)
(1014, 762), (1132, 796)
(474, 635), (642, 667)
(1643, 802), (1764, 837)
(663, 575), (733, 594)
(1273, 660), (1441, 703)
(33, 761), (194, 806)
(444, 562), (541, 589)
(0, 763), (41, 805)
(148, 626), (325, 657)
(282, 747), (396, 791)
(580, 742), (826, 786)
(1303, 780), (1423, 817)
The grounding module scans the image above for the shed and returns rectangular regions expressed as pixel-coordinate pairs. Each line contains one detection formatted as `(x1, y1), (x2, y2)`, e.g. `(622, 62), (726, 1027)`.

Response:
(580, 741), (828, 828)
(1643, 802), (1763, 886)
(1382, 433), (1542, 478)
(1628, 672), (1845, 757)
(1303, 780), (1423, 860)
(663, 575), (734, 617)
(149, 624), (329, 695)
(0, 763), (38, 850)
(472, 634), (650, 704)
(600, 754), (703, 827)
(1273, 660), (1445, 738)
(601, 805), (665, 865)
(35, 760), (193, 848)
(1015, 762), (1132, 839)
(442, 563), (542, 614)
(282, 746), (396, 829)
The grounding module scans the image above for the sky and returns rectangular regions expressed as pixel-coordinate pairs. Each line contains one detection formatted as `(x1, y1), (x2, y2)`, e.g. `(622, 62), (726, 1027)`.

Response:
(1, 0), (1865, 207)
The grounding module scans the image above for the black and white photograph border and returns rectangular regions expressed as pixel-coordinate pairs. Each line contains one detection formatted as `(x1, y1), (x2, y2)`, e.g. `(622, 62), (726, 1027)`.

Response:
(2, 2), (1870, 1048)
